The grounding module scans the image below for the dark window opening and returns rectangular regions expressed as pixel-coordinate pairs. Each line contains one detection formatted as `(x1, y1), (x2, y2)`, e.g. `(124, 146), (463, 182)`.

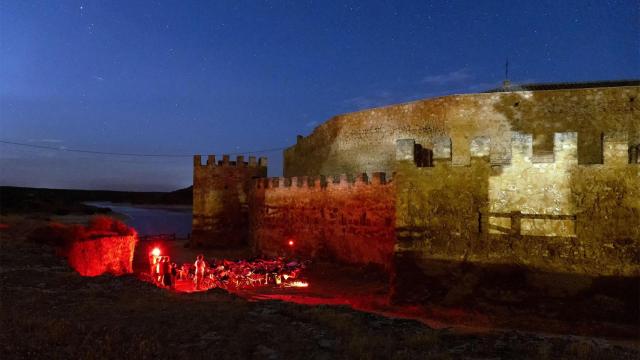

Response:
(414, 144), (434, 167)
(630, 144), (639, 164)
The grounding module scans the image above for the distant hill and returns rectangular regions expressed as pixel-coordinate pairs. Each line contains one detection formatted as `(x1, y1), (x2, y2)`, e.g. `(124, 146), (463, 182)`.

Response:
(0, 186), (193, 214)
(160, 186), (193, 205)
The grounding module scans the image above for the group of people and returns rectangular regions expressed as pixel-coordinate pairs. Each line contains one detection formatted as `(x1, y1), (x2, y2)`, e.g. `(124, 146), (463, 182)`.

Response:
(149, 251), (209, 290)
(149, 255), (178, 289)
(148, 252), (304, 291)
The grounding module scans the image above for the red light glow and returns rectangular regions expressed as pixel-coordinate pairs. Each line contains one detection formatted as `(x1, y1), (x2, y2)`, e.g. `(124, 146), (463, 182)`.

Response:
(285, 281), (309, 288)
(67, 234), (137, 276)
(151, 247), (161, 256)
(288, 240), (294, 246)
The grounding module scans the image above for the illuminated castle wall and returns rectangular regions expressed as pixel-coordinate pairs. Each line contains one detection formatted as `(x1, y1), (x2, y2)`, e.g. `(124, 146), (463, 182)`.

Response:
(192, 82), (640, 286)
(192, 155), (267, 247)
(393, 131), (639, 276)
(284, 83), (639, 176)
(250, 172), (396, 268)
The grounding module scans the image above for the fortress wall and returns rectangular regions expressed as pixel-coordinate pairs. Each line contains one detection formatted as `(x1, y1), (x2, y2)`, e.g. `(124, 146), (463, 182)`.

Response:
(249, 173), (396, 269)
(192, 155), (267, 247)
(285, 86), (639, 177)
(394, 131), (640, 278)
(251, 129), (638, 274)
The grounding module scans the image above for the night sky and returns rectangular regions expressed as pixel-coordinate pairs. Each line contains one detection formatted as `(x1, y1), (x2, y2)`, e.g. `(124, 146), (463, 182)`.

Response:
(1, 1), (638, 191)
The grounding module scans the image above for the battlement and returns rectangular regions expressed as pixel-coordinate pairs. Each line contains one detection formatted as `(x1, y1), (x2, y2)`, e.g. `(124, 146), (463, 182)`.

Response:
(510, 132), (579, 165)
(193, 153), (268, 248)
(397, 131), (634, 168)
(254, 172), (391, 190)
(603, 133), (630, 165)
(194, 154), (267, 168)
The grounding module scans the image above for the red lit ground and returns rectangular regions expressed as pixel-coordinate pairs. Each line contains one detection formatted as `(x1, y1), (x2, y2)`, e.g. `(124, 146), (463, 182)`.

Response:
(136, 239), (638, 340)
(2, 215), (639, 358)
(135, 240), (483, 331)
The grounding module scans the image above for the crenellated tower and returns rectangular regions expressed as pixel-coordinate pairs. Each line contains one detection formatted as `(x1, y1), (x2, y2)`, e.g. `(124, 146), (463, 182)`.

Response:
(192, 154), (267, 247)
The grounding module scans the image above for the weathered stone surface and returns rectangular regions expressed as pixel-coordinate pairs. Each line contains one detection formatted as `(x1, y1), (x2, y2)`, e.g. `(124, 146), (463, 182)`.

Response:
(249, 175), (396, 268)
(195, 84), (639, 306)
(395, 139), (415, 161)
(394, 132), (640, 278)
(192, 155), (267, 247)
(284, 86), (639, 176)
(66, 234), (137, 277)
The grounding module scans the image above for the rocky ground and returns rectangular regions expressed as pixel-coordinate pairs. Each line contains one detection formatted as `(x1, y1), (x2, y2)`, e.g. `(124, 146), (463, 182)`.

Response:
(1, 215), (639, 359)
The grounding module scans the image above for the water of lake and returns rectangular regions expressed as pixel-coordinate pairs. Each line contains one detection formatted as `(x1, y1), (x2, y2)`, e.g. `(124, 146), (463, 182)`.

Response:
(85, 202), (192, 237)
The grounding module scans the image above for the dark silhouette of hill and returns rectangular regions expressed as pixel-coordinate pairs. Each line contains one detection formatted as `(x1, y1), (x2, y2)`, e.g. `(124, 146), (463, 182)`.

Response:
(0, 186), (192, 214)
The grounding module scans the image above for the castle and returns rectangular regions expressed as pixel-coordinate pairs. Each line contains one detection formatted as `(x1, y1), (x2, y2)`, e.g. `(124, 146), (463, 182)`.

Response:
(193, 80), (639, 301)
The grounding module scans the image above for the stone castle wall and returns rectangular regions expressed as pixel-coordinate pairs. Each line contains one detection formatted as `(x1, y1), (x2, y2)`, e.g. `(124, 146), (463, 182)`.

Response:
(394, 132), (640, 278)
(284, 86), (639, 177)
(193, 85), (638, 278)
(249, 173), (395, 268)
(192, 155), (267, 247)
(248, 131), (638, 276)
(193, 84), (639, 309)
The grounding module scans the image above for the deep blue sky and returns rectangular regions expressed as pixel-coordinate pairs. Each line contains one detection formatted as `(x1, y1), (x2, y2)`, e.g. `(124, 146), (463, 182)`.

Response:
(1, 0), (638, 191)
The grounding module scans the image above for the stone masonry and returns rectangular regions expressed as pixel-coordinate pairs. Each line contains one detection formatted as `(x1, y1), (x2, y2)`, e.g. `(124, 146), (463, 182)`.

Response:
(192, 155), (267, 247)
(284, 84), (639, 176)
(192, 82), (639, 290)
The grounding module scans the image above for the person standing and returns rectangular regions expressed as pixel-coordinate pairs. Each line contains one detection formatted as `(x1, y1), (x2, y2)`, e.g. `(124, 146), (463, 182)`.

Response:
(194, 254), (207, 290)
(161, 257), (172, 288)
(170, 262), (178, 289)
(156, 257), (165, 285)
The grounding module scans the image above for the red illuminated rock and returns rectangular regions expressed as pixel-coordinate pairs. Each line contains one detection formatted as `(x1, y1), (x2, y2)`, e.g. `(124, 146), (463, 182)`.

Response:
(64, 217), (138, 276)
(66, 233), (137, 276)
(31, 216), (139, 277)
